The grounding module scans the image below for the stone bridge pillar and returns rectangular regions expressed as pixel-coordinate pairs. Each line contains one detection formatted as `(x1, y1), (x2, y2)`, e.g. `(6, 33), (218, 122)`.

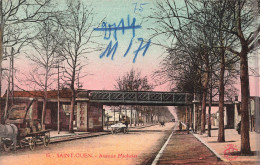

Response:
(234, 101), (241, 129)
(192, 99), (200, 133)
(77, 101), (103, 132)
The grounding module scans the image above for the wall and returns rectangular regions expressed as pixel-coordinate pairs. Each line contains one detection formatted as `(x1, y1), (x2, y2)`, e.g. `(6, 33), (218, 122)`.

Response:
(88, 103), (103, 132)
(77, 102), (103, 132)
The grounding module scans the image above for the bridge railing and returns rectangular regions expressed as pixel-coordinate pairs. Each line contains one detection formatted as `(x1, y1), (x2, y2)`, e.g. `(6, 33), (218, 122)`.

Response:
(77, 90), (193, 105)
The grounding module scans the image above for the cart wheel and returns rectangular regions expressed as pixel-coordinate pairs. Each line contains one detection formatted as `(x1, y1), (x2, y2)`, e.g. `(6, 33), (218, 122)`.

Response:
(3, 143), (11, 152)
(29, 137), (36, 151)
(19, 140), (25, 149)
(43, 132), (50, 147)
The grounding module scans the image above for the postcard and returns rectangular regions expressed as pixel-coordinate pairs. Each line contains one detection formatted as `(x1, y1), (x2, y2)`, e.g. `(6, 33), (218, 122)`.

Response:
(0, 0), (259, 165)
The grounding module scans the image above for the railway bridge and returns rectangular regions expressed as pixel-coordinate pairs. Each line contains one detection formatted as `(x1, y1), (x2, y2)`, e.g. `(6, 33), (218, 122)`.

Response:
(75, 90), (236, 132)
(77, 90), (194, 106)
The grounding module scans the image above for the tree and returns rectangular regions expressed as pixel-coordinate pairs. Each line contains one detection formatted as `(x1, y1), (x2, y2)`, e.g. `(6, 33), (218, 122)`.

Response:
(26, 18), (61, 127)
(55, 0), (98, 132)
(115, 68), (153, 126)
(0, 0), (52, 123)
(227, 0), (259, 154)
(115, 68), (153, 91)
(151, 0), (260, 154)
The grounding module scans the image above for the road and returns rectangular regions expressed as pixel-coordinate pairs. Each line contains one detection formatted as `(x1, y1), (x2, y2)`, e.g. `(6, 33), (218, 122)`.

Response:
(0, 122), (176, 165)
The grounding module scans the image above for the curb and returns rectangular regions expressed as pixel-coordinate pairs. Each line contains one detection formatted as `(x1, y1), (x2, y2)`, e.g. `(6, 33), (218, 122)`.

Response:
(50, 132), (111, 144)
(180, 122), (226, 162)
(151, 122), (178, 165)
(49, 124), (157, 143)
(192, 133), (226, 162)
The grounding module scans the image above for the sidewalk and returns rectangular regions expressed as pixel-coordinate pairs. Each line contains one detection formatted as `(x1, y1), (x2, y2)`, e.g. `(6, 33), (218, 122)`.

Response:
(193, 128), (259, 163)
(49, 123), (157, 143)
(156, 125), (228, 165)
(153, 122), (260, 165)
(50, 131), (110, 143)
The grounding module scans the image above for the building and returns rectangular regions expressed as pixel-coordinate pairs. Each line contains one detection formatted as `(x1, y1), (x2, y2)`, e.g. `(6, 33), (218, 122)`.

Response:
(3, 89), (103, 132)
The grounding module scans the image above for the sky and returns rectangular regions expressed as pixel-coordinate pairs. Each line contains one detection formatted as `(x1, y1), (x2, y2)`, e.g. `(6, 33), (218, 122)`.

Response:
(11, 0), (170, 92)
(3, 0), (260, 104)
(82, 0), (168, 91)
(0, 0), (259, 120)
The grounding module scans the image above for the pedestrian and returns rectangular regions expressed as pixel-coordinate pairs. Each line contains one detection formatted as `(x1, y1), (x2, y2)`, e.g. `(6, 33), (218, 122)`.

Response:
(236, 121), (241, 134)
(179, 122), (182, 130)
(125, 119), (129, 128)
(124, 119), (129, 134)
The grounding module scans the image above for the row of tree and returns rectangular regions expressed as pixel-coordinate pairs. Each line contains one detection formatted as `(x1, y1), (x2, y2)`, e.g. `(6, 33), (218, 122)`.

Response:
(0, 0), (258, 155)
(113, 68), (175, 125)
(0, 0), (99, 134)
(151, 0), (259, 155)
(0, 0), (174, 136)
(106, 105), (174, 126)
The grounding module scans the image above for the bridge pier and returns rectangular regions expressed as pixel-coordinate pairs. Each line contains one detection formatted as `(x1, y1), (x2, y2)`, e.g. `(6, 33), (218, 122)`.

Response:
(234, 101), (241, 129)
(193, 99), (200, 133)
(77, 101), (103, 132)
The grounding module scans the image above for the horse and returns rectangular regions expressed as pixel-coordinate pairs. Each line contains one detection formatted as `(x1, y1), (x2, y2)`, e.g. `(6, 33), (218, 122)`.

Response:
(160, 121), (165, 127)
(0, 124), (18, 151)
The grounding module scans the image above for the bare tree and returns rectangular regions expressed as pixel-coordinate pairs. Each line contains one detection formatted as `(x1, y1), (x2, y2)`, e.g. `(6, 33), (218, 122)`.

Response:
(115, 68), (153, 91)
(226, 0), (259, 154)
(26, 18), (61, 127)
(55, 0), (98, 132)
(115, 68), (153, 126)
(0, 0), (52, 123)
(151, 0), (259, 154)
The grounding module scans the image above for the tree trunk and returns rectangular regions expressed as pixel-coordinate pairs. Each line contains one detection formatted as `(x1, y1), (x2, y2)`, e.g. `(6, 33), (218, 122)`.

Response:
(130, 106), (132, 126)
(41, 99), (47, 127)
(114, 107), (115, 123)
(208, 92), (212, 137)
(240, 50), (251, 154)
(186, 107), (189, 134)
(137, 108), (139, 125)
(201, 64), (209, 134)
(4, 56), (12, 121)
(201, 89), (207, 134)
(208, 70), (213, 137)
(218, 49), (225, 142)
(69, 89), (75, 133)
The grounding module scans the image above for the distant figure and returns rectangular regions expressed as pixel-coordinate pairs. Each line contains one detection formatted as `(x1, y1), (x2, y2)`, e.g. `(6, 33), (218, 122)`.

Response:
(179, 122), (182, 130)
(160, 121), (165, 127)
(125, 120), (129, 128)
(236, 121), (241, 134)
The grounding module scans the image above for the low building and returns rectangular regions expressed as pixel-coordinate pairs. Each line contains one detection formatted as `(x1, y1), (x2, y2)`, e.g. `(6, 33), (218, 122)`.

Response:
(3, 89), (104, 132)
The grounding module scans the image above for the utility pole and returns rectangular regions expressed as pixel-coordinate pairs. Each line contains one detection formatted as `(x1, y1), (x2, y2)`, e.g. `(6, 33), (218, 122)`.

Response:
(11, 47), (14, 105)
(57, 61), (60, 134)
(0, 0), (4, 124)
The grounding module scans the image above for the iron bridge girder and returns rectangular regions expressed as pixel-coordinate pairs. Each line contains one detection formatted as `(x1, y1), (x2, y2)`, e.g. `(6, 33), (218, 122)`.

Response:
(77, 90), (193, 106)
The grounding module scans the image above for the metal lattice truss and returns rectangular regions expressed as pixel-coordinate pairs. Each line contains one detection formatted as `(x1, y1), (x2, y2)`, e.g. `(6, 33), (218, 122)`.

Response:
(77, 90), (193, 106)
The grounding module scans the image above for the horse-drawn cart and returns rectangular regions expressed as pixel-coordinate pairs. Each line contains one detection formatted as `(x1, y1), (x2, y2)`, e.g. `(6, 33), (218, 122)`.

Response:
(19, 129), (51, 151)
(1, 99), (51, 151)
(110, 123), (128, 134)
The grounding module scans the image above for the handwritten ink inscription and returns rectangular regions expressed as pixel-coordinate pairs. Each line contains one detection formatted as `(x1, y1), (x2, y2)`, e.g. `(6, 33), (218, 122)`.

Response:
(94, 15), (151, 63)
(132, 2), (149, 13)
